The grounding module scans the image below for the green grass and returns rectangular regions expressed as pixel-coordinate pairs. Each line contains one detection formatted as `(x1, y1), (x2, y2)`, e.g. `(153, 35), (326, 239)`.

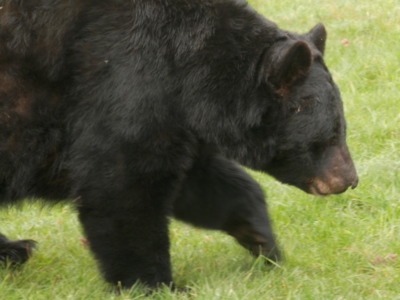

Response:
(1, 0), (399, 299)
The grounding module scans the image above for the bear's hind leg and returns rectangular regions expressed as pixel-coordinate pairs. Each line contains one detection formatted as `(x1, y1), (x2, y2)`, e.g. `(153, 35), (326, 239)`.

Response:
(173, 150), (281, 262)
(0, 233), (36, 266)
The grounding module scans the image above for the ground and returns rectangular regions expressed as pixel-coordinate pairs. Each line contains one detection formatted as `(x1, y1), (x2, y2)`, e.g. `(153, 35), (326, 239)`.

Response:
(0, 0), (399, 298)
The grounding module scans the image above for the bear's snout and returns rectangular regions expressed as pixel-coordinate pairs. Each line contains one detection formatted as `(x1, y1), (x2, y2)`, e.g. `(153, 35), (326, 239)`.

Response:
(308, 144), (358, 196)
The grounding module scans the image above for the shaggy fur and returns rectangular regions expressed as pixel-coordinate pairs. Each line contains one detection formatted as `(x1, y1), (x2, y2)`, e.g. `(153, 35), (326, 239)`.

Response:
(0, 0), (357, 288)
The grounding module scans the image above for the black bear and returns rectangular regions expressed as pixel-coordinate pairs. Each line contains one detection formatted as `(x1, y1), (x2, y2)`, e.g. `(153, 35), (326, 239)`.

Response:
(0, 0), (358, 289)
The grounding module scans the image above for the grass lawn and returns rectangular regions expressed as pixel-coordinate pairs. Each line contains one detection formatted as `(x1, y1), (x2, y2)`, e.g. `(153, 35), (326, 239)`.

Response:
(1, 0), (399, 299)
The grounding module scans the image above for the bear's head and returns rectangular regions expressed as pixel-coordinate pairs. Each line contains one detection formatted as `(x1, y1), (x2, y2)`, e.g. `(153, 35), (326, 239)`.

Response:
(262, 24), (358, 195)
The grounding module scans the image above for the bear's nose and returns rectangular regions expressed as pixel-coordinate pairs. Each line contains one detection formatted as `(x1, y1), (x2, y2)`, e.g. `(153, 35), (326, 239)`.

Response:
(351, 176), (359, 189)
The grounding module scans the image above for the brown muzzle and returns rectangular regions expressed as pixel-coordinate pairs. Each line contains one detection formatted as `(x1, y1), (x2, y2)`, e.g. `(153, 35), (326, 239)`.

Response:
(308, 144), (358, 196)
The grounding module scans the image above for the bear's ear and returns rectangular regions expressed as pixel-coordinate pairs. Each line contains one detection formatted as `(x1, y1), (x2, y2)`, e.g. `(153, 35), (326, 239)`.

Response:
(269, 40), (312, 90)
(307, 23), (327, 55)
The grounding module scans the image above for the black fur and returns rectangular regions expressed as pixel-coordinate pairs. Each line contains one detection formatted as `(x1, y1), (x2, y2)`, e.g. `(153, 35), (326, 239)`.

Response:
(0, 234), (36, 266)
(0, 0), (357, 288)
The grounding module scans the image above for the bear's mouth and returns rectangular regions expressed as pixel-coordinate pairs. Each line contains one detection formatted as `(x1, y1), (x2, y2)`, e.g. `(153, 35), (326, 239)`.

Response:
(307, 176), (358, 196)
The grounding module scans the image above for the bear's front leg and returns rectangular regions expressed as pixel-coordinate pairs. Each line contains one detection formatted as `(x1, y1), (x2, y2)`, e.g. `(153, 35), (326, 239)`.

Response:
(173, 148), (281, 262)
(76, 174), (177, 289)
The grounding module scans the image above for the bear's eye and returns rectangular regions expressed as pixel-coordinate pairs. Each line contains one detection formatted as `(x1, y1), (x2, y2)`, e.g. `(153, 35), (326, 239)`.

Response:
(289, 105), (301, 114)
(289, 96), (320, 114)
